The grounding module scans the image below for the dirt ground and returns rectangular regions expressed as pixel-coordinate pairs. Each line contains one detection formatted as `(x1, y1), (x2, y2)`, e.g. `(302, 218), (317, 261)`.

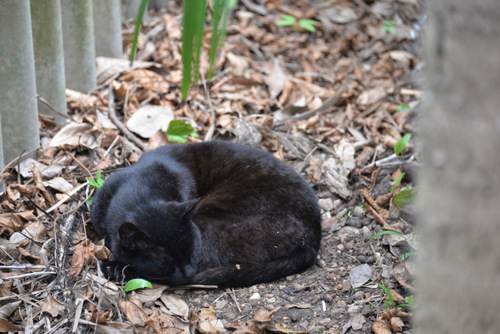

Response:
(0, 0), (422, 333)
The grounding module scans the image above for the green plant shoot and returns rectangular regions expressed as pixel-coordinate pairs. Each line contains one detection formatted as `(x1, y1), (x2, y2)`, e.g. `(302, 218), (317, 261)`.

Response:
(396, 103), (410, 112)
(276, 14), (317, 32)
(377, 283), (396, 309)
(299, 19), (317, 32)
(394, 133), (411, 155)
(124, 278), (153, 292)
(382, 20), (396, 34)
(166, 120), (199, 144)
(393, 187), (416, 207)
(276, 14), (296, 26)
(129, 0), (151, 66)
(87, 170), (105, 205)
(390, 172), (405, 193)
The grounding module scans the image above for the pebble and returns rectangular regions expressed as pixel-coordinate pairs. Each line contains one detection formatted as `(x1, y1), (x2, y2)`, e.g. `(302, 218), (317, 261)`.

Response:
(319, 318), (331, 326)
(353, 291), (365, 300)
(362, 226), (372, 241)
(335, 300), (347, 308)
(319, 198), (335, 212)
(267, 297), (276, 303)
(337, 244), (344, 251)
(249, 293), (261, 300)
(317, 259), (327, 268)
(348, 305), (362, 314)
(215, 300), (227, 309)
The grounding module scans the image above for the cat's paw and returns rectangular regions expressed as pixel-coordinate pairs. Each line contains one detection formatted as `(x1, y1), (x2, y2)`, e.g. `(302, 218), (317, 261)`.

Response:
(99, 260), (129, 282)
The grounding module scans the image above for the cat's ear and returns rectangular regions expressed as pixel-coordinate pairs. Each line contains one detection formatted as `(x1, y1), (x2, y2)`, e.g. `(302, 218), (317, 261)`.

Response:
(167, 199), (200, 221)
(118, 222), (148, 244)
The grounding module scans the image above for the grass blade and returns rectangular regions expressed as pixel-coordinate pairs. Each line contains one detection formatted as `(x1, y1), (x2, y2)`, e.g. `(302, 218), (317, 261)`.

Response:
(129, 0), (151, 66)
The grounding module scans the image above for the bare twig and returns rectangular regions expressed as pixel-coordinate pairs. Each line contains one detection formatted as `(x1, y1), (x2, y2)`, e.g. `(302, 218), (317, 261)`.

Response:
(201, 72), (216, 142)
(107, 86), (146, 151)
(37, 95), (72, 120)
(286, 78), (353, 122)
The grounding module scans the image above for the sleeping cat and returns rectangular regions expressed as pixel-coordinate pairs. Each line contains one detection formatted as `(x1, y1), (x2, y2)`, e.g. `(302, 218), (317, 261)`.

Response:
(91, 141), (321, 288)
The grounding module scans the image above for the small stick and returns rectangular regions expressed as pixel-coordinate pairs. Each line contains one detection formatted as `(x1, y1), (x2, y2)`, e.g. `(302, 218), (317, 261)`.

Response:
(107, 86), (146, 151)
(226, 288), (242, 313)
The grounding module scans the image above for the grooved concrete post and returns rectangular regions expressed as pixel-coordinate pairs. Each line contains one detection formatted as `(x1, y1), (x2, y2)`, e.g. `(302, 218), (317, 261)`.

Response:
(61, 0), (97, 93)
(31, 0), (69, 126)
(93, 0), (123, 58)
(0, 0), (40, 162)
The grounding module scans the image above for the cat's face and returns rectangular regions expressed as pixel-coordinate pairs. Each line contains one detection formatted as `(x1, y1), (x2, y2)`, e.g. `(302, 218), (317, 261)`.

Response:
(110, 199), (201, 280)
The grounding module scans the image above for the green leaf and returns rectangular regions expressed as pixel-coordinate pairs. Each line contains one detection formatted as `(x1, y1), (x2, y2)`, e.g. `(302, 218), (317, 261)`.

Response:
(182, 0), (207, 98)
(377, 283), (396, 309)
(88, 170), (105, 189)
(298, 19), (317, 32)
(389, 172), (405, 193)
(166, 120), (199, 144)
(394, 133), (412, 155)
(276, 14), (296, 26)
(124, 279), (153, 292)
(382, 20), (396, 34)
(396, 103), (410, 112)
(129, 0), (151, 66)
(393, 187), (416, 207)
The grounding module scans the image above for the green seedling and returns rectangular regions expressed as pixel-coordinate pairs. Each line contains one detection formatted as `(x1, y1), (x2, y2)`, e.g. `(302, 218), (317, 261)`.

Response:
(382, 20), (396, 34)
(276, 14), (318, 32)
(390, 172), (405, 193)
(396, 103), (410, 112)
(398, 295), (414, 313)
(129, 0), (150, 65)
(393, 187), (415, 207)
(87, 170), (105, 205)
(166, 120), (199, 144)
(394, 133), (411, 155)
(377, 283), (396, 309)
(124, 278), (153, 292)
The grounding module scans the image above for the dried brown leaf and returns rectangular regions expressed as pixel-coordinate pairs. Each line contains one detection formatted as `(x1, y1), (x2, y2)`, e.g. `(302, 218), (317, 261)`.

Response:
(119, 299), (148, 325)
(41, 295), (66, 318)
(0, 318), (21, 332)
(70, 241), (96, 277)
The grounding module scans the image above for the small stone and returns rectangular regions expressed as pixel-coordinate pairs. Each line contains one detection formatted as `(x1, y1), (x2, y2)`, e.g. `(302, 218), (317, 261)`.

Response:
(362, 226), (372, 241)
(317, 259), (327, 268)
(353, 291), (365, 300)
(319, 198), (335, 212)
(335, 300), (347, 308)
(267, 297), (276, 303)
(319, 318), (332, 326)
(249, 293), (261, 300)
(337, 244), (345, 251)
(215, 300), (228, 308)
(348, 305), (362, 314)
(333, 199), (343, 210)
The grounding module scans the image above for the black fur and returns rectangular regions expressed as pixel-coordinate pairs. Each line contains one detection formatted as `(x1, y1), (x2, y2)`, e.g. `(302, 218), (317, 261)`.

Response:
(91, 141), (321, 288)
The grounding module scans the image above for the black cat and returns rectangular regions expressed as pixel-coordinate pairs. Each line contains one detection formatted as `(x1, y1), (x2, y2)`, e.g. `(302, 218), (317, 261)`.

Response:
(91, 141), (321, 288)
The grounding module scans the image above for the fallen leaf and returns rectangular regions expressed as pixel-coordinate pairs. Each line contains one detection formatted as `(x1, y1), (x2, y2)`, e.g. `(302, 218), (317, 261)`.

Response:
(350, 264), (373, 288)
(0, 318), (21, 332)
(119, 298), (148, 325)
(254, 307), (280, 322)
(70, 241), (96, 277)
(126, 105), (174, 138)
(41, 295), (66, 317)
(160, 294), (189, 320)
(49, 122), (102, 149)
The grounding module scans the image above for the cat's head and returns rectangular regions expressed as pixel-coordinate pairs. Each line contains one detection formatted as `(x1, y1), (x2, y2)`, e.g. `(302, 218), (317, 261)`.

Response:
(111, 198), (201, 281)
